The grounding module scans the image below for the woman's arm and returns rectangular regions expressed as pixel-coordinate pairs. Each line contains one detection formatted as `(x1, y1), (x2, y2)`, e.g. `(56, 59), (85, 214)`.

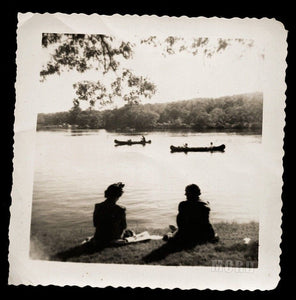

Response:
(121, 209), (127, 230)
(176, 202), (185, 228)
(93, 204), (99, 227)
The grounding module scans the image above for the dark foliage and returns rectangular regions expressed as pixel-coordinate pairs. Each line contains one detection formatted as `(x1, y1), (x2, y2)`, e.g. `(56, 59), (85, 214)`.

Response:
(37, 92), (262, 131)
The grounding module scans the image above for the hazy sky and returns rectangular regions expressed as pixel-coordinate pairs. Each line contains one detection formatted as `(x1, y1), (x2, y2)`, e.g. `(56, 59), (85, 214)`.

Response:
(38, 35), (264, 113)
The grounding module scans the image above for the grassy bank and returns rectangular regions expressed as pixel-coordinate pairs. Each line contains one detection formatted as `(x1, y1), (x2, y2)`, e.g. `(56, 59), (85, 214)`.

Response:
(30, 222), (259, 267)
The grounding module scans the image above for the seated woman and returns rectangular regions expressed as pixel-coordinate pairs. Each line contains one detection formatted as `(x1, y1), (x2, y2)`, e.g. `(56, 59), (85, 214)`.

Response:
(92, 182), (127, 246)
(53, 183), (128, 260)
(167, 184), (218, 247)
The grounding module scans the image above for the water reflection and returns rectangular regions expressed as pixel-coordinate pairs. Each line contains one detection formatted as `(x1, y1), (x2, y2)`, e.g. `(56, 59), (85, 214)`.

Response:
(32, 129), (262, 231)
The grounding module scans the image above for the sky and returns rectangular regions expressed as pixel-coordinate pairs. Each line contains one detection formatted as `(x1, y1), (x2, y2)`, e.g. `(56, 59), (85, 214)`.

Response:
(37, 35), (264, 113)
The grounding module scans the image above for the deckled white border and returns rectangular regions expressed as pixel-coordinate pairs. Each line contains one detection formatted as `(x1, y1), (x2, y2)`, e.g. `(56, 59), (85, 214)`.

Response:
(10, 13), (287, 290)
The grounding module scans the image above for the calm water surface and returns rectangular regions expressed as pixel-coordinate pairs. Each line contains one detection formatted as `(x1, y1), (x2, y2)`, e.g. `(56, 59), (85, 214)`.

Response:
(31, 129), (262, 232)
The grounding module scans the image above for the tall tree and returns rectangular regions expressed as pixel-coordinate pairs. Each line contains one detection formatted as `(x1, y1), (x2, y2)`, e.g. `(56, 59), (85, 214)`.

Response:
(41, 33), (156, 108)
(141, 36), (259, 58)
(41, 34), (262, 110)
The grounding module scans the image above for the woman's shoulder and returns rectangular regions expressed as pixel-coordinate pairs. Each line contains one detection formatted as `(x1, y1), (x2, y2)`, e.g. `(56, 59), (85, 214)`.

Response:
(197, 200), (210, 210)
(94, 202), (126, 215)
(179, 199), (210, 209)
(115, 204), (126, 212)
(95, 201), (125, 208)
(178, 201), (187, 210)
(94, 202), (102, 209)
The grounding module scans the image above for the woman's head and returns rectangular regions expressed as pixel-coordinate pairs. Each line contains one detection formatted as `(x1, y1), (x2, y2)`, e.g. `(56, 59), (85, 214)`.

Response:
(104, 182), (125, 200)
(185, 184), (201, 200)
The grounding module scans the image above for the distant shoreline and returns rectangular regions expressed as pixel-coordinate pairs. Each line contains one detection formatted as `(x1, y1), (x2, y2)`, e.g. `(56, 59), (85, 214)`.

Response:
(36, 126), (262, 135)
(36, 92), (263, 132)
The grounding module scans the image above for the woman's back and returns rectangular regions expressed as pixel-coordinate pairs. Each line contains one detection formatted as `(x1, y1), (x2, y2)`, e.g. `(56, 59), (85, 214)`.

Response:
(176, 199), (215, 243)
(178, 200), (210, 226)
(93, 200), (127, 241)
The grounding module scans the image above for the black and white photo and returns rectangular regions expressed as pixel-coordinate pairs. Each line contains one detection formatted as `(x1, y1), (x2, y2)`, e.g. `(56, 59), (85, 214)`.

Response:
(9, 13), (286, 290)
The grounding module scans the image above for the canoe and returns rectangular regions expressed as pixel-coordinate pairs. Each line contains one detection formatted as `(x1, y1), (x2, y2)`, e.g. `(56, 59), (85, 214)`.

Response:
(114, 139), (152, 145)
(170, 144), (225, 153)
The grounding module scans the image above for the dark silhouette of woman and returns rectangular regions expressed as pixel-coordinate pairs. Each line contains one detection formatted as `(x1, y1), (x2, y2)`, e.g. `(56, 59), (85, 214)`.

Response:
(93, 182), (127, 245)
(143, 184), (218, 262)
(53, 182), (127, 261)
(172, 184), (217, 247)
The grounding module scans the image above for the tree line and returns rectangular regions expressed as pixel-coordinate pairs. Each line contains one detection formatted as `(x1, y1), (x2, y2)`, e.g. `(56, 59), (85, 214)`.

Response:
(37, 92), (263, 131)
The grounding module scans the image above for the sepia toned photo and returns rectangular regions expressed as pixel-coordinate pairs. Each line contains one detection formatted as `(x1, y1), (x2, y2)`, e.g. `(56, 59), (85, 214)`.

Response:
(9, 13), (286, 289)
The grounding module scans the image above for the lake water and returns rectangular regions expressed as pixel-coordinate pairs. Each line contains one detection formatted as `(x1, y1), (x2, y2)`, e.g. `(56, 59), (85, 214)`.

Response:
(31, 129), (262, 233)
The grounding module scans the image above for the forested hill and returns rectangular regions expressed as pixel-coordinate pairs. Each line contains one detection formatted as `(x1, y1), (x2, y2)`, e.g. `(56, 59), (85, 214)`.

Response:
(37, 92), (263, 131)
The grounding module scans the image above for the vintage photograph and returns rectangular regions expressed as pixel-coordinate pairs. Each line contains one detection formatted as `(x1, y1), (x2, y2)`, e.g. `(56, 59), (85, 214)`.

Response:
(10, 14), (286, 289)
(32, 32), (263, 266)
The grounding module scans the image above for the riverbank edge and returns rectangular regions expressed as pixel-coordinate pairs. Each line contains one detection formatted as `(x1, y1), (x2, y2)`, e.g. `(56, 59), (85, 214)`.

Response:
(30, 221), (259, 267)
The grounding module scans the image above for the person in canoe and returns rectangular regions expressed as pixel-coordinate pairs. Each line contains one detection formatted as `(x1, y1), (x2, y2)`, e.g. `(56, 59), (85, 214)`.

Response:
(92, 182), (130, 247)
(141, 135), (146, 143)
(164, 184), (218, 247)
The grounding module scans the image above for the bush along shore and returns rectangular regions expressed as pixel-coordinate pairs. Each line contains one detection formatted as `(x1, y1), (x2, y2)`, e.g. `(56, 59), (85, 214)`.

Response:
(37, 92), (263, 132)
(30, 222), (259, 267)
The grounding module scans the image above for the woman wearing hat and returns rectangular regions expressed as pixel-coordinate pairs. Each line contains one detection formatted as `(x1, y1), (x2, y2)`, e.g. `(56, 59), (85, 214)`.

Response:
(93, 182), (127, 245)
(166, 184), (218, 247)
(54, 183), (127, 259)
